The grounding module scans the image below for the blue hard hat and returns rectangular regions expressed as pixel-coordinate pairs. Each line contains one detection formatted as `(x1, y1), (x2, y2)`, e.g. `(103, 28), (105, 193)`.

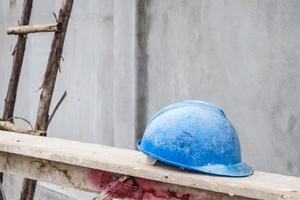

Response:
(137, 100), (253, 177)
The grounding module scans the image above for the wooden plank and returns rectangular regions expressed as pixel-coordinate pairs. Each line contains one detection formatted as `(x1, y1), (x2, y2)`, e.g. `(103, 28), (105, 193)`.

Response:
(0, 131), (299, 200)
(0, 152), (251, 200)
(7, 23), (59, 35)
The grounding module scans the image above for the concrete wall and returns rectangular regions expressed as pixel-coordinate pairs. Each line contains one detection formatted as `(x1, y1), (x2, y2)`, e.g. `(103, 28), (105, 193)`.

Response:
(146, 0), (300, 176)
(0, 0), (300, 199)
(145, 0), (300, 176)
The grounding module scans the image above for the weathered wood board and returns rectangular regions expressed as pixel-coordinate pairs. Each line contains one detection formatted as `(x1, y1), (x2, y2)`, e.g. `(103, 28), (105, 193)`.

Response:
(0, 130), (299, 200)
(0, 152), (252, 200)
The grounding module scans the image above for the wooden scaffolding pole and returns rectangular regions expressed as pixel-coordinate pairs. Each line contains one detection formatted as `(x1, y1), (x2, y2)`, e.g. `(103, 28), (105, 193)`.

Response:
(7, 23), (60, 35)
(1, 0), (33, 123)
(0, 0), (33, 200)
(20, 0), (74, 199)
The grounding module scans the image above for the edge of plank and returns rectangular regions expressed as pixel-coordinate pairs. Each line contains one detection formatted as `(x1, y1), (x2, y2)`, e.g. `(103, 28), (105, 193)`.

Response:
(0, 130), (299, 200)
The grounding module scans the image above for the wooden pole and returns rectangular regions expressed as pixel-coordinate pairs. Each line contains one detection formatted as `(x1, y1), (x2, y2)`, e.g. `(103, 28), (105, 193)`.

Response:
(0, 121), (45, 136)
(20, 0), (73, 199)
(1, 0), (33, 123)
(0, 121), (27, 133)
(7, 23), (60, 35)
(0, 183), (5, 200)
(0, 1), (33, 199)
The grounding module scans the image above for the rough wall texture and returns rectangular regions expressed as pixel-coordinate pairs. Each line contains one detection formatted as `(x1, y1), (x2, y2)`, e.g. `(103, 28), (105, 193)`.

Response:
(0, 0), (299, 199)
(145, 0), (300, 176)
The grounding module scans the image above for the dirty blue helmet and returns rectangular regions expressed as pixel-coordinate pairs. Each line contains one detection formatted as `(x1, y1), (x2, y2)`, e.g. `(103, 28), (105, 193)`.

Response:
(137, 100), (253, 177)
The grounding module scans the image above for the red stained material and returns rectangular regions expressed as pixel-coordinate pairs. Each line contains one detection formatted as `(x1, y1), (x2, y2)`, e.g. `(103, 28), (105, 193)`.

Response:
(88, 169), (142, 199)
(88, 170), (221, 200)
(136, 178), (221, 200)
(87, 169), (115, 189)
(105, 179), (142, 199)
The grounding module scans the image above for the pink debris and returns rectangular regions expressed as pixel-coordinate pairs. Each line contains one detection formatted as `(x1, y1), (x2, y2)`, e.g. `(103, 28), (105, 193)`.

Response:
(136, 178), (220, 200)
(88, 169), (142, 199)
(88, 170), (222, 200)
(87, 169), (115, 189)
(105, 179), (142, 199)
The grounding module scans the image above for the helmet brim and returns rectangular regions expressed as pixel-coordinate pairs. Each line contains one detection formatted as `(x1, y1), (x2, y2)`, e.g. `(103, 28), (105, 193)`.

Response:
(137, 140), (253, 177)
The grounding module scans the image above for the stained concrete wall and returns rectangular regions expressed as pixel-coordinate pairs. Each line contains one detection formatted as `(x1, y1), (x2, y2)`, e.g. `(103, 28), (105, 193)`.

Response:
(0, 0), (300, 199)
(145, 0), (300, 176)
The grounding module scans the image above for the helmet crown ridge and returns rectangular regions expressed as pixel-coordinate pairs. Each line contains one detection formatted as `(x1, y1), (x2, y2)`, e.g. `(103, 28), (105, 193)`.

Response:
(137, 100), (253, 177)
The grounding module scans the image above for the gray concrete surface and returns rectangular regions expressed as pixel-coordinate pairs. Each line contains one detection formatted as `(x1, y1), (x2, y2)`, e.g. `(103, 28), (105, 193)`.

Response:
(145, 0), (300, 176)
(0, 0), (299, 199)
